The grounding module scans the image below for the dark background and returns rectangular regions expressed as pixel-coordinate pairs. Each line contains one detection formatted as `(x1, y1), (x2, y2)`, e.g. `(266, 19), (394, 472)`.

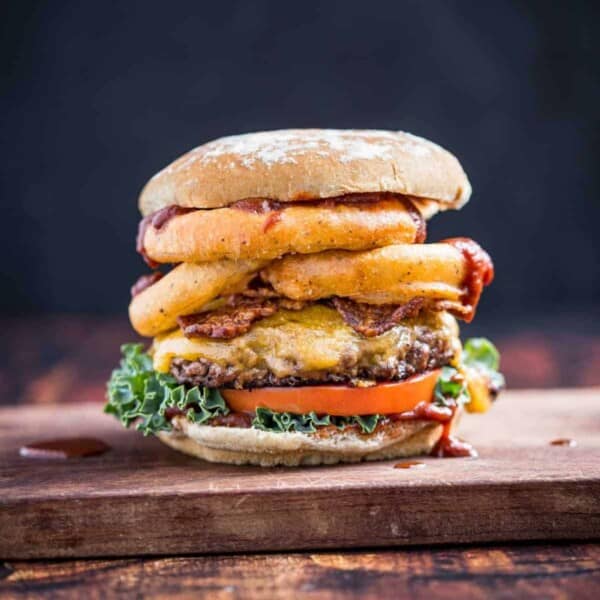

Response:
(1, 0), (599, 330)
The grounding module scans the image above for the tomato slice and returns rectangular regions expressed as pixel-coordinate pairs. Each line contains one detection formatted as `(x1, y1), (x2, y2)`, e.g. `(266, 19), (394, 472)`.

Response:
(221, 369), (441, 416)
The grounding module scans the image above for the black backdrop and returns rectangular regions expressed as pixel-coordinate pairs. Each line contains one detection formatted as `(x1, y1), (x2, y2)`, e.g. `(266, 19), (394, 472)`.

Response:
(1, 1), (598, 325)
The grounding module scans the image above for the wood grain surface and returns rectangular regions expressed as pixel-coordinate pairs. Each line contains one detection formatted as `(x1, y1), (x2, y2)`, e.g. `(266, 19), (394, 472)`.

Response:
(2, 544), (600, 599)
(1, 388), (599, 560)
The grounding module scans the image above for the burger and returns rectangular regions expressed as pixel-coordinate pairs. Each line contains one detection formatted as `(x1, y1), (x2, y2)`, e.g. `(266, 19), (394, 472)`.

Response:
(105, 129), (504, 466)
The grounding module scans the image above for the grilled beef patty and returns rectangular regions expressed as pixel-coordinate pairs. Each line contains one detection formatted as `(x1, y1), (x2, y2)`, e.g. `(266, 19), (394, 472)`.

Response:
(170, 325), (454, 389)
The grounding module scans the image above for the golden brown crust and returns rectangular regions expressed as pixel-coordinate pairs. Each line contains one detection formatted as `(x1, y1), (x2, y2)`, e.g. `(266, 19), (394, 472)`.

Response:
(129, 244), (468, 337)
(157, 417), (443, 466)
(129, 260), (266, 337)
(139, 129), (471, 215)
(142, 195), (423, 264)
(262, 244), (467, 305)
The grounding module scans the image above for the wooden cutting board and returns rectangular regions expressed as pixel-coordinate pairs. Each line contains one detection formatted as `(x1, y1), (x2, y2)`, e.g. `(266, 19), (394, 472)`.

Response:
(1, 388), (599, 559)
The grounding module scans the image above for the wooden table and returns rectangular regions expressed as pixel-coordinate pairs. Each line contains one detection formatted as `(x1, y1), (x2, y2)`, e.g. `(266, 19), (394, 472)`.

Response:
(3, 545), (599, 598)
(1, 316), (600, 598)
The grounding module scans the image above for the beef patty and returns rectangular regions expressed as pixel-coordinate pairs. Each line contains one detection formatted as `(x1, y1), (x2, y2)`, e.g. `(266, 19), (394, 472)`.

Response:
(170, 324), (454, 389)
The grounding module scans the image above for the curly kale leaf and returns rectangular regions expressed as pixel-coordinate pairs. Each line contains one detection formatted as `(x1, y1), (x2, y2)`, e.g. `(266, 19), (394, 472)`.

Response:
(105, 338), (505, 438)
(105, 344), (228, 435)
(252, 408), (382, 435)
(434, 365), (470, 407)
(433, 337), (505, 408)
(463, 337), (505, 390)
(252, 408), (331, 433)
(330, 414), (381, 434)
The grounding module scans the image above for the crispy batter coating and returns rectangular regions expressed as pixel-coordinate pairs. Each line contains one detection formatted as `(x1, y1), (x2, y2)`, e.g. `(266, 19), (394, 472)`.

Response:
(141, 196), (425, 264)
(129, 260), (265, 337)
(129, 244), (471, 337)
(262, 244), (467, 305)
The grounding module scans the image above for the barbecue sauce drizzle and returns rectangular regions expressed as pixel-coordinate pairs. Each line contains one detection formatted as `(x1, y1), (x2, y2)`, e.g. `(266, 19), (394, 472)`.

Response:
(550, 438), (577, 447)
(394, 461), (426, 469)
(442, 237), (494, 323)
(391, 399), (478, 458)
(136, 205), (195, 268)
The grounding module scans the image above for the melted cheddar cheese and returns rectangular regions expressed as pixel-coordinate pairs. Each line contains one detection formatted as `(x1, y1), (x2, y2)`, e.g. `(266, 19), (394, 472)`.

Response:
(152, 305), (459, 376)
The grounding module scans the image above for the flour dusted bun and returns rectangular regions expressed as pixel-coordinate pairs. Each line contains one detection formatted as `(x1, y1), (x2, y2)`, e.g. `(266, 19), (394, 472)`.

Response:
(139, 129), (471, 215)
(157, 416), (445, 467)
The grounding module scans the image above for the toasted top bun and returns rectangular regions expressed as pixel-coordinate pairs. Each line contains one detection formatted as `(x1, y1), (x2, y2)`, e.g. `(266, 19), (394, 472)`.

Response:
(139, 129), (471, 216)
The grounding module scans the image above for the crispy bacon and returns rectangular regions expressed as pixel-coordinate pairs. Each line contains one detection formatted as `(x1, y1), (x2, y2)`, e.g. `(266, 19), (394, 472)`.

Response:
(178, 299), (279, 339)
(226, 281), (307, 311)
(331, 297), (426, 337)
(178, 278), (433, 340)
(179, 282), (308, 339)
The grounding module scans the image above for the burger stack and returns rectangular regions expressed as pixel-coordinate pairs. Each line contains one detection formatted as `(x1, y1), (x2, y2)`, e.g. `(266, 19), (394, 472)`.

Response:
(106, 129), (504, 466)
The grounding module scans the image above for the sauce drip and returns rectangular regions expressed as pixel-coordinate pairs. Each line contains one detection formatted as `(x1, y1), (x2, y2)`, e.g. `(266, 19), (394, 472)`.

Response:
(550, 438), (577, 447)
(137, 205), (195, 268)
(442, 237), (495, 322)
(231, 199), (284, 213)
(393, 400), (478, 458)
(20, 438), (110, 459)
(394, 461), (426, 469)
(210, 412), (254, 428)
(262, 210), (283, 232)
(399, 196), (427, 243)
(431, 435), (478, 458)
(130, 272), (164, 297)
(391, 400), (453, 423)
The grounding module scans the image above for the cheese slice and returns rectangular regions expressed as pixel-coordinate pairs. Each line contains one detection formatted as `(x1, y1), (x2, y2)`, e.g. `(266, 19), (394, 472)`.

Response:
(152, 305), (459, 376)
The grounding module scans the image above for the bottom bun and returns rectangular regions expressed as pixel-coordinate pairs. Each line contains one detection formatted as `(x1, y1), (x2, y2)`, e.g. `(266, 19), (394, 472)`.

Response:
(157, 415), (448, 466)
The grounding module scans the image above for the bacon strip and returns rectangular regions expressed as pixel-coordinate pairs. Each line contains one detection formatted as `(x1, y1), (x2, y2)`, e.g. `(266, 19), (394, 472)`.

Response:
(178, 299), (279, 339)
(331, 297), (426, 337)
(177, 280), (433, 340)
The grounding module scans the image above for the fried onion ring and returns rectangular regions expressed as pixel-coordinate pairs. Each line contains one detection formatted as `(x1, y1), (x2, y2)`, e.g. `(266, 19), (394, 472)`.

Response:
(141, 195), (425, 264)
(129, 260), (265, 337)
(262, 244), (467, 305)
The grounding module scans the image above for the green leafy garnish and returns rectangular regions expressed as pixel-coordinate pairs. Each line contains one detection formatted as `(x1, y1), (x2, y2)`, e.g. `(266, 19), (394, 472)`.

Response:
(349, 414), (380, 434)
(252, 408), (331, 433)
(106, 345), (384, 436)
(105, 344), (228, 435)
(463, 337), (500, 371)
(463, 337), (505, 390)
(432, 337), (505, 407)
(105, 338), (505, 438)
(252, 408), (382, 434)
(434, 365), (469, 407)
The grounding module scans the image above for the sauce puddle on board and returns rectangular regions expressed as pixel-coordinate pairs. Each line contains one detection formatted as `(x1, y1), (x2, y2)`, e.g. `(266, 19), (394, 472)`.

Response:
(20, 438), (110, 459)
(394, 461), (426, 470)
(550, 438), (577, 447)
